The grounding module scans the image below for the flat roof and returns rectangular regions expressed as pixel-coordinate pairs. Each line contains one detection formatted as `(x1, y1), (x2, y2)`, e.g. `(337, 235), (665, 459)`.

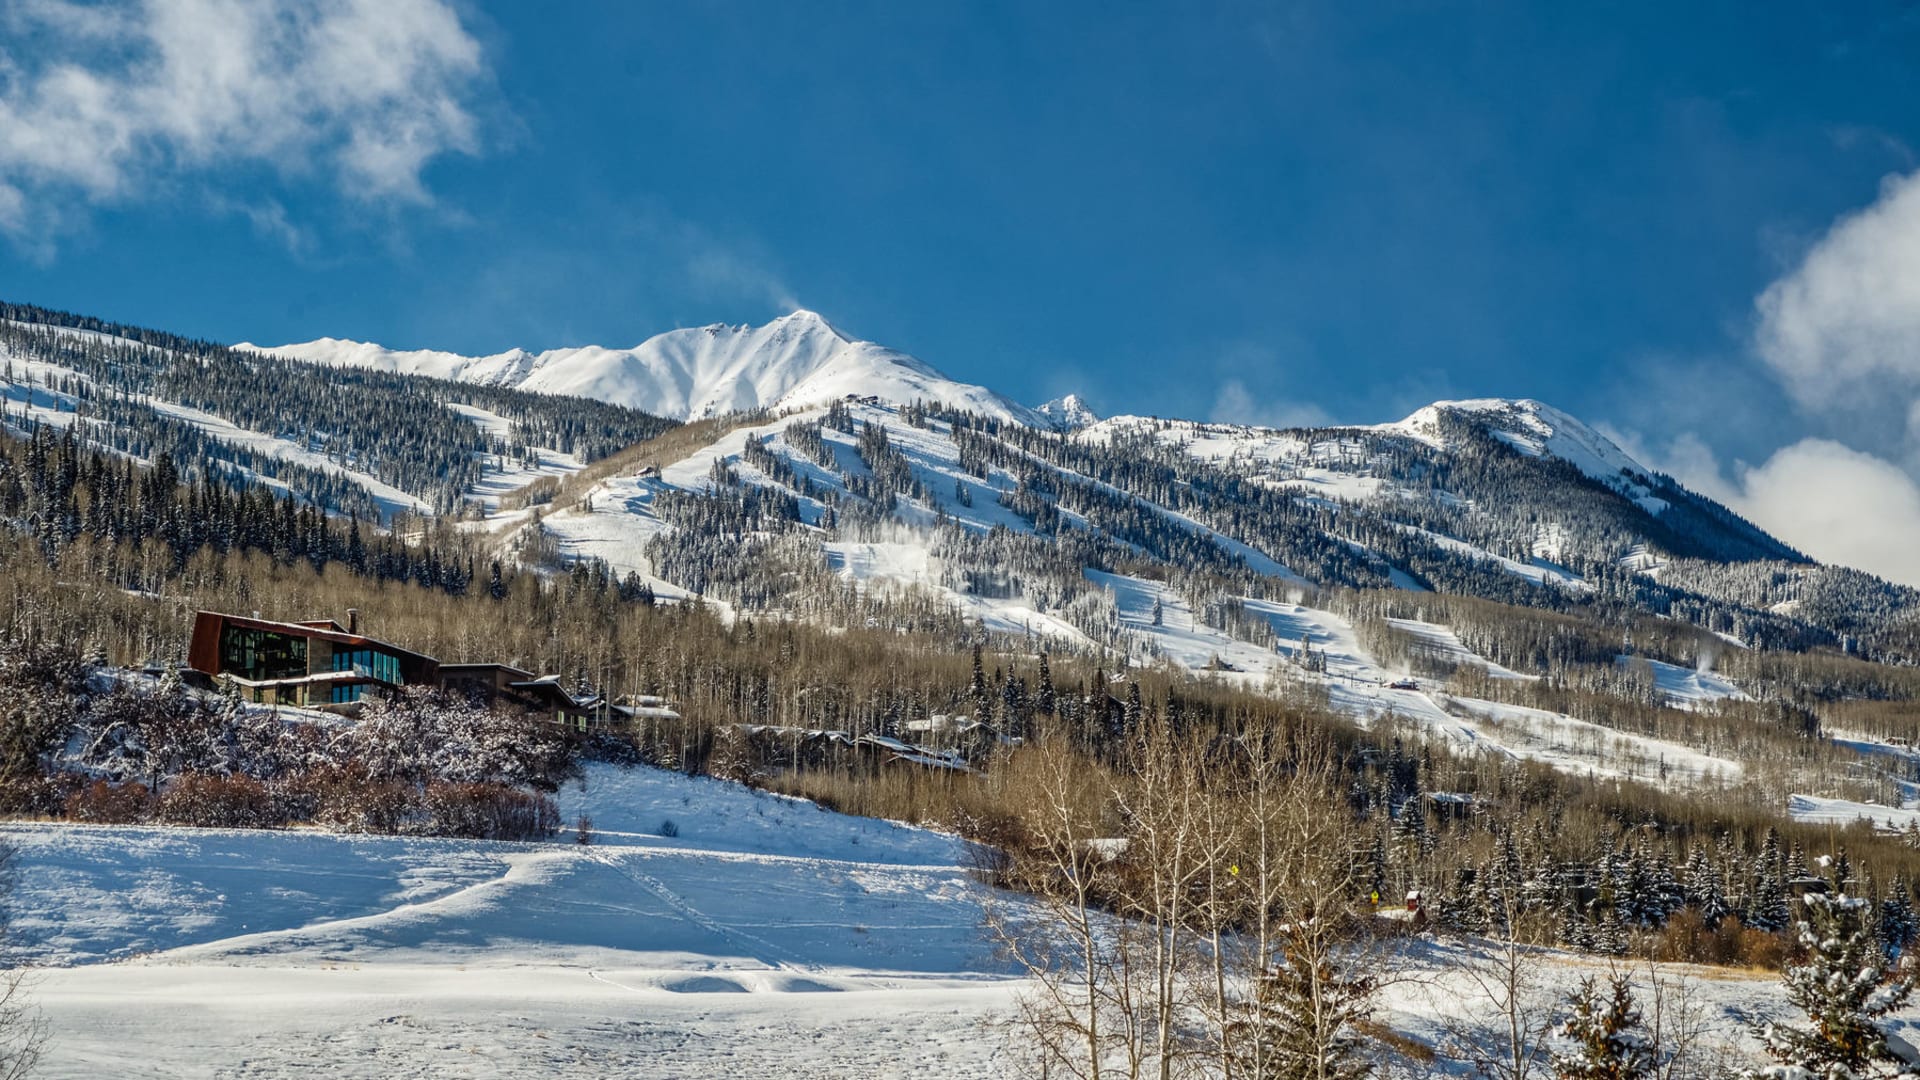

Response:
(440, 662), (536, 677)
(196, 611), (438, 665)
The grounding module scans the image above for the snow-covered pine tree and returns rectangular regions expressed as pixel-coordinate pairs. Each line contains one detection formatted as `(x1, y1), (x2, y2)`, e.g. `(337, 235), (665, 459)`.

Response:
(1552, 975), (1654, 1080)
(1227, 946), (1379, 1080)
(1683, 845), (1730, 927)
(1883, 874), (1918, 957)
(1750, 892), (1917, 1080)
(1749, 829), (1790, 933)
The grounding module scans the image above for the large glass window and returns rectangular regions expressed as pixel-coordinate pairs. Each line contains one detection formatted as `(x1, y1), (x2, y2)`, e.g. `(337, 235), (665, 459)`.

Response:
(330, 683), (366, 704)
(219, 626), (307, 681)
(331, 648), (401, 684)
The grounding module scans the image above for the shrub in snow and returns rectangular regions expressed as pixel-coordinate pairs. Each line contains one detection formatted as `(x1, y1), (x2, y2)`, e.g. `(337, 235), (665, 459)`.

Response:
(421, 783), (559, 841)
(62, 779), (152, 824)
(307, 771), (420, 835)
(156, 773), (278, 830)
(1749, 892), (1917, 1080)
(659, 818), (679, 838)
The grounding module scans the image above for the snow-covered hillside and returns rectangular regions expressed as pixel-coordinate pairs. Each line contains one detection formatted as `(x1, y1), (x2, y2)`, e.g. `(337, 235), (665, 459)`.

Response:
(6, 762), (1019, 1078)
(1384, 398), (1671, 513)
(2, 760), (1855, 1078)
(248, 310), (1044, 426)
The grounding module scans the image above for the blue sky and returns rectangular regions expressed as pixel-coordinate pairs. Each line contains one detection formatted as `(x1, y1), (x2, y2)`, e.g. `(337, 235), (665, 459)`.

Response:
(6, 1), (1920, 580)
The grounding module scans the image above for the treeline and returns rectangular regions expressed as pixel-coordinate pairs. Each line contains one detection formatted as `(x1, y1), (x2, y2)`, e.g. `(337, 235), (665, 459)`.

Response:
(0, 422), (499, 600)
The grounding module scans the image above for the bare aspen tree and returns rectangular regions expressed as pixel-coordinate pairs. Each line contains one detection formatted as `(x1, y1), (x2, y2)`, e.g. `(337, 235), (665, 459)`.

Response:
(1110, 716), (1211, 1080)
(0, 842), (43, 1080)
(1223, 725), (1386, 1080)
(983, 738), (1127, 1079)
(1434, 904), (1558, 1080)
(1634, 959), (1734, 1080)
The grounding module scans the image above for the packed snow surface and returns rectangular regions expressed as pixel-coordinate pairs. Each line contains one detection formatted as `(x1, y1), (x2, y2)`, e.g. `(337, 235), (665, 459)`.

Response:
(248, 310), (1043, 426)
(4, 761), (1885, 1077)
(8, 762), (1020, 1077)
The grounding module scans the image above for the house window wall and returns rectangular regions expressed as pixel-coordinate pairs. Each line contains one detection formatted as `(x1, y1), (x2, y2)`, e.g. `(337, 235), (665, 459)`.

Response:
(331, 648), (401, 685)
(219, 626), (308, 681)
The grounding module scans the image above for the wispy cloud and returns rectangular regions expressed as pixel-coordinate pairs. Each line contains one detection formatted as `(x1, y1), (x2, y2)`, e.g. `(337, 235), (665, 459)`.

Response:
(1210, 378), (1333, 430)
(0, 0), (491, 241)
(1649, 434), (1920, 589)
(1755, 168), (1920, 441)
(1604, 164), (1920, 588)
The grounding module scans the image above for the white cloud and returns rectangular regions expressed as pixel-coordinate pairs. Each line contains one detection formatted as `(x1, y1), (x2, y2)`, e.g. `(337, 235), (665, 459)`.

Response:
(0, 0), (488, 237)
(1210, 378), (1333, 430)
(1755, 168), (1920, 415)
(1658, 436), (1920, 589)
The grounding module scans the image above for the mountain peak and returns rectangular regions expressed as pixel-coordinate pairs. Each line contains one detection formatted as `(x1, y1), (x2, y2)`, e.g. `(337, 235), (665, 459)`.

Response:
(1036, 393), (1099, 431)
(768, 308), (848, 341)
(1387, 397), (1669, 513)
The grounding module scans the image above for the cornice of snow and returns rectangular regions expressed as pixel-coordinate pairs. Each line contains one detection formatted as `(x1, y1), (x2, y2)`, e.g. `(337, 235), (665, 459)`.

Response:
(241, 310), (1043, 427)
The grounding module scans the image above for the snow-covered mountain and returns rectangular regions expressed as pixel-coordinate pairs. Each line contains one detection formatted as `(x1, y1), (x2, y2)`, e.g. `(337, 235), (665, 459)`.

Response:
(244, 310), (1045, 427)
(1035, 393), (1099, 431)
(1380, 398), (1671, 514)
(12, 297), (1913, 659)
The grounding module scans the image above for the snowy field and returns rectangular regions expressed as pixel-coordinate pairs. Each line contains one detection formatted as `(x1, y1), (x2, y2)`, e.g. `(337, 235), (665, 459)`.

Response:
(6, 763), (1022, 1078)
(4, 761), (1914, 1077)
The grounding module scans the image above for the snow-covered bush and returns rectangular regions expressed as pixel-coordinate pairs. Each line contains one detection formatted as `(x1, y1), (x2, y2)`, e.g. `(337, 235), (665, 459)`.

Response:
(1553, 975), (1653, 1080)
(0, 636), (87, 790)
(342, 688), (578, 792)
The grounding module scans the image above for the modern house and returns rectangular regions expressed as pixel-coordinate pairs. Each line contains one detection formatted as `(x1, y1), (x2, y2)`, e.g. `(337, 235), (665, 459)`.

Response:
(439, 664), (596, 730)
(186, 609), (440, 710)
(188, 610), (678, 730)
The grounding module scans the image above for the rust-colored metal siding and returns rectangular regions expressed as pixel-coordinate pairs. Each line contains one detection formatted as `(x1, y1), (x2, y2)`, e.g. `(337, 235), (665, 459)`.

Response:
(186, 611), (225, 675)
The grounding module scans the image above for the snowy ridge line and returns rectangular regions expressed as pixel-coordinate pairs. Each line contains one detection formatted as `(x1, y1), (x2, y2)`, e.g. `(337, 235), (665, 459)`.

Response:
(248, 310), (1045, 428)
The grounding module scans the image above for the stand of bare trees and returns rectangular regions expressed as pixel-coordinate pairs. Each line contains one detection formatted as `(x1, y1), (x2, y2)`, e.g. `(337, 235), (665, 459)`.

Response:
(984, 719), (1398, 1079)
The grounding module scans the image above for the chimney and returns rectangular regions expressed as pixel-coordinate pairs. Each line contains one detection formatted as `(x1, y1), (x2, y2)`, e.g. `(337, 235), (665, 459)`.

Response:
(346, 609), (360, 636)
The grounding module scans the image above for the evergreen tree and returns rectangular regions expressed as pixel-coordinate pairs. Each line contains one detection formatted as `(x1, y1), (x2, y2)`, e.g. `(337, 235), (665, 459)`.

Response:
(1883, 874), (1918, 957)
(1553, 975), (1654, 1080)
(1683, 845), (1731, 928)
(1749, 828), (1791, 933)
(1750, 893), (1916, 1080)
(1228, 947), (1378, 1080)
(968, 644), (991, 723)
(1034, 652), (1056, 717)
